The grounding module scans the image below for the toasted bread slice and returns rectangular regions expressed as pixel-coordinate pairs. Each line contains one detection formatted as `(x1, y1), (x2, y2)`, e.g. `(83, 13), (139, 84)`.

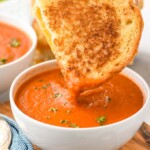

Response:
(34, 0), (143, 92)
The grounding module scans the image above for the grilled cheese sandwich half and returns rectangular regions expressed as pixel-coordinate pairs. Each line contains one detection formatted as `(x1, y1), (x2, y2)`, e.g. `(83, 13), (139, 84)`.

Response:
(34, 0), (143, 93)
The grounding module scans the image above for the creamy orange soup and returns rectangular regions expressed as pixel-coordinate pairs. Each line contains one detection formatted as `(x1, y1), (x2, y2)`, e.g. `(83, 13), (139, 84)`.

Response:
(0, 22), (31, 65)
(15, 69), (143, 128)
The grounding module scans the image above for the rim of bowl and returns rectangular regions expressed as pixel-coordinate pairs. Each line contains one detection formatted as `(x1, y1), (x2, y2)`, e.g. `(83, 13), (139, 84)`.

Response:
(0, 14), (37, 69)
(10, 60), (150, 131)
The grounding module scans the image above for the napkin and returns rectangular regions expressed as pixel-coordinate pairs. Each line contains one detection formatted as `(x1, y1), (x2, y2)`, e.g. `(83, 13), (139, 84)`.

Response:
(1, 115), (33, 150)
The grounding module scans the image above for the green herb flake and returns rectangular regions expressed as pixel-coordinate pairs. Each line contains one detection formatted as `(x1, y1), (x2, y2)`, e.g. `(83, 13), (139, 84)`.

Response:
(38, 79), (44, 82)
(34, 87), (40, 90)
(10, 38), (20, 47)
(0, 58), (7, 65)
(42, 83), (51, 89)
(60, 120), (68, 124)
(69, 123), (79, 128)
(96, 116), (107, 125)
(49, 108), (58, 113)
(42, 85), (48, 89)
(53, 93), (62, 98)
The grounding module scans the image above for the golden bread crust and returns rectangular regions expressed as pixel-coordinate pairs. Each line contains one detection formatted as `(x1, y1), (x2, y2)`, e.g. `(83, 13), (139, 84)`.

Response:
(34, 0), (143, 91)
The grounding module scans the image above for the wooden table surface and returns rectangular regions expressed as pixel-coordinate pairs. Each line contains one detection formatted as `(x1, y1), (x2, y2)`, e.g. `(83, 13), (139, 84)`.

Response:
(0, 101), (150, 150)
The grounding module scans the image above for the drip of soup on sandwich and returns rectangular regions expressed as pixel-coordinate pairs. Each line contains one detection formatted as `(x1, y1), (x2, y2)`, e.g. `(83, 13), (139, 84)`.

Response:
(0, 22), (31, 65)
(15, 69), (143, 128)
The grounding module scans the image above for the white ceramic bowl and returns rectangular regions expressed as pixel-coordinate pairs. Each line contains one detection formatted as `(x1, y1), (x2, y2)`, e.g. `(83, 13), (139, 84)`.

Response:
(10, 60), (150, 150)
(0, 14), (37, 94)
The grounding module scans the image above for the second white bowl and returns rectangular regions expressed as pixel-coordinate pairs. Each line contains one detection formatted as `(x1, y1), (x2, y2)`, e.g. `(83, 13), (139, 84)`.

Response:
(0, 14), (37, 94)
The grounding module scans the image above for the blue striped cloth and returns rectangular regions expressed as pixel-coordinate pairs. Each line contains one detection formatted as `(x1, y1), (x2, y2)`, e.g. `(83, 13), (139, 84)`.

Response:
(1, 115), (33, 150)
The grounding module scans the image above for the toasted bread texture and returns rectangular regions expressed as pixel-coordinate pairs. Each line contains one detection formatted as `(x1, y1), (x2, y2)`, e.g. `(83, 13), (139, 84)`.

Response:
(34, 0), (143, 92)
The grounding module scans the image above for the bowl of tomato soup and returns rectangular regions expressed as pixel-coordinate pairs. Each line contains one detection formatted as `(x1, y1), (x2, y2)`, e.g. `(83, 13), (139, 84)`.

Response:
(0, 14), (37, 94)
(10, 60), (149, 150)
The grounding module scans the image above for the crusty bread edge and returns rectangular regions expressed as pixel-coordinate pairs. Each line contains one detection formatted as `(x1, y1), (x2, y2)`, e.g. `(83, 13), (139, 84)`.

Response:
(33, 3), (54, 51)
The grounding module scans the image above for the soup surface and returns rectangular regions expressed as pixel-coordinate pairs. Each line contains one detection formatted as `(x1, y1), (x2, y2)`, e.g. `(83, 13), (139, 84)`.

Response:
(15, 69), (143, 128)
(0, 22), (31, 65)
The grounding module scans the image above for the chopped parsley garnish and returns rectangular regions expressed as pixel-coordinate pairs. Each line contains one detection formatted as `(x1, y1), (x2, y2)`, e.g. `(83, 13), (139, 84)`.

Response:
(60, 119), (79, 128)
(34, 87), (38, 90)
(96, 116), (107, 125)
(38, 79), (44, 82)
(53, 93), (62, 98)
(49, 108), (58, 113)
(60, 120), (68, 124)
(10, 38), (20, 47)
(0, 58), (7, 65)
(42, 85), (48, 89)
(69, 123), (79, 128)
(42, 83), (51, 89)
(34, 83), (51, 90)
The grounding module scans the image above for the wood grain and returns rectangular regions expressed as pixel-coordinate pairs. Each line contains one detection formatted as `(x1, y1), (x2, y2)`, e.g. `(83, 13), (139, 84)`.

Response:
(0, 101), (150, 150)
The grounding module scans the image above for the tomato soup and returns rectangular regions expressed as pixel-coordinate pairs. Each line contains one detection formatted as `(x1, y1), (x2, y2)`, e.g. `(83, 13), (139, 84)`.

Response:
(15, 69), (143, 128)
(0, 22), (31, 65)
